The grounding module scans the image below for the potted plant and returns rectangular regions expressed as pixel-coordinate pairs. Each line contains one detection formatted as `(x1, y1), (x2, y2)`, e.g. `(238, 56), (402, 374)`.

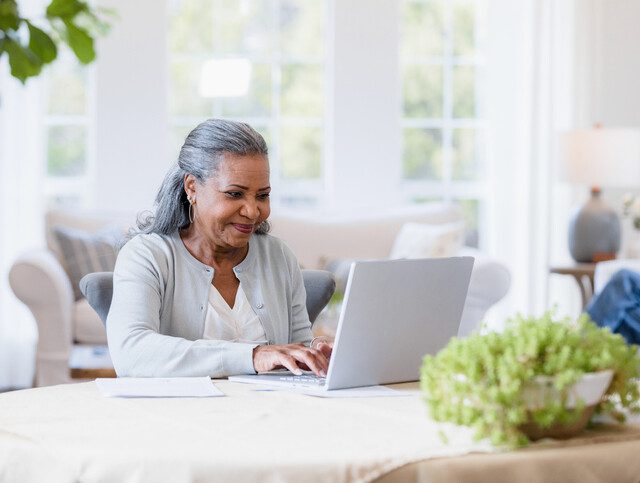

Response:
(421, 311), (640, 447)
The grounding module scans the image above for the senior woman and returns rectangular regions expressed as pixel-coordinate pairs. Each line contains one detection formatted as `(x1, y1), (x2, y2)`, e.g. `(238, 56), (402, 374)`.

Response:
(107, 119), (331, 378)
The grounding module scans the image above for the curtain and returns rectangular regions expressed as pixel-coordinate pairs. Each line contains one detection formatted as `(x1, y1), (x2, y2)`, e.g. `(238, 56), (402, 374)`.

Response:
(483, 0), (577, 327)
(0, 63), (43, 389)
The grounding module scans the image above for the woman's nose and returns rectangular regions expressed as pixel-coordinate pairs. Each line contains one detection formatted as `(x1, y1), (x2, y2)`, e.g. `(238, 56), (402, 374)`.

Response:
(240, 199), (259, 219)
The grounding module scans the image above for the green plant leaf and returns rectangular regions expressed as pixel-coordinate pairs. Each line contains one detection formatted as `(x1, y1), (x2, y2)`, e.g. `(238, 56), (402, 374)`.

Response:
(0, 0), (19, 31)
(3, 37), (42, 83)
(46, 0), (85, 18)
(27, 21), (57, 64)
(62, 18), (94, 64)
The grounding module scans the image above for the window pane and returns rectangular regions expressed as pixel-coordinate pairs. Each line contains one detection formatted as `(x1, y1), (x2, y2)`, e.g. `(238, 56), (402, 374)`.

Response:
(47, 125), (86, 176)
(452, 65), (475, 118)
(411, 195), (443, 204)
(453, 1), (476, 57)
(280, 125), (322, 179)
(169, 60), (211, 116)
(47, 194), (83, 209)
(281, 64), (324, 117)
(403, 64), (442, 118)
(403, 128), (443, 180)
(455, 198), (479, 231)
(214, 0), (273, 55)
(47, 59), (86, 115)
(169, 0), (213, 53)
(279, 0), (324, 58)
(169, 125), (193, 162)
(253, 125), (272, 151)
(452, 128), (479, 180)
(401, 0), (444, 59)
(219, 63), (272, 117)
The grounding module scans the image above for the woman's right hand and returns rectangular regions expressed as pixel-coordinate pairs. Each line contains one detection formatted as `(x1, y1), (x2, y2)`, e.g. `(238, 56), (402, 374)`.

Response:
(252, 343), (329, 377)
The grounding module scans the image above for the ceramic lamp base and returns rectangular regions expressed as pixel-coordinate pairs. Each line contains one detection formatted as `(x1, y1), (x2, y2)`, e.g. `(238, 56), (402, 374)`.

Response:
(568, 187), (620, 263)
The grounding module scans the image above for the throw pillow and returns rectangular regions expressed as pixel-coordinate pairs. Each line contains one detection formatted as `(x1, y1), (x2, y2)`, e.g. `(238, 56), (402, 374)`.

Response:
(53, 226), (122, 301)
(389, 222), (466, 260)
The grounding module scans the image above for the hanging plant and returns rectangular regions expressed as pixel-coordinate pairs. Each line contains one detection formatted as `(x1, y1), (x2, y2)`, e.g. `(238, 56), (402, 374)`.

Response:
(0, 0), (112, 83)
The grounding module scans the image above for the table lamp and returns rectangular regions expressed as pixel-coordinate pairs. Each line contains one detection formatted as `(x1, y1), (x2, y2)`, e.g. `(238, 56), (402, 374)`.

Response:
(559, 127), (640, 263)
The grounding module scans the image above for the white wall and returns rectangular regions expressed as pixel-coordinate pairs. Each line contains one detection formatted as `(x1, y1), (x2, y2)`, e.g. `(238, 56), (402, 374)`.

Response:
(329, 0), (402, 211)
(93, 0), (169, 214)
(590, 0), (640, 126)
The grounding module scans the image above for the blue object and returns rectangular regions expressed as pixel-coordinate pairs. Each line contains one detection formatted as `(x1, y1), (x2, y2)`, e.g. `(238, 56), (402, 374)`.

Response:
(586, 269), (640, 345)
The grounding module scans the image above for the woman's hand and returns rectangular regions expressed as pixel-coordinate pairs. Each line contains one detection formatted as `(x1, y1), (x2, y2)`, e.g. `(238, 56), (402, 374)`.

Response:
(310, 336), (333, 360)
(253, 343), (329, 377)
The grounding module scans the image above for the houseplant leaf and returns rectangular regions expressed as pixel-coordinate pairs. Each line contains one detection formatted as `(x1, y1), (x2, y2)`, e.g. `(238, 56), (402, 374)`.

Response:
(0, 0), (20, 31)
(27, 21), (58, 64)
(3, 37), (42, 83)
(62, 18), (94, 64)
(46, 0), (85, 18)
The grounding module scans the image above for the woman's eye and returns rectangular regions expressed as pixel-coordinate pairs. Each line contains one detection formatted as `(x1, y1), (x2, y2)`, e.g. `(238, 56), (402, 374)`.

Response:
(226, 191), (242, 198)
(258, 193), (270, 200)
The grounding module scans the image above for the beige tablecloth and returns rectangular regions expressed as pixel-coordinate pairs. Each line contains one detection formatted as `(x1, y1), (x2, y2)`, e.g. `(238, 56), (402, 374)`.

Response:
(0, 380), (639, 483)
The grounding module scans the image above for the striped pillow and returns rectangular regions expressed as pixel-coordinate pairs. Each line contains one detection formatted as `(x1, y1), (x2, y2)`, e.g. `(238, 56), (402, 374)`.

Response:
(53, 226), (122, 301)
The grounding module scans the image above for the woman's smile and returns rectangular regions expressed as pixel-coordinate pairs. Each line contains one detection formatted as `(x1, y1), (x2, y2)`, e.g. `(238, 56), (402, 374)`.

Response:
(232, 223), (254, 234)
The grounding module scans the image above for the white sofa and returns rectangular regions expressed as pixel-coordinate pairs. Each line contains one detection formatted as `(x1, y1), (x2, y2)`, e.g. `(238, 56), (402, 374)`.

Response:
(10, 204), (510, 386)
(269, 204), (511, 338)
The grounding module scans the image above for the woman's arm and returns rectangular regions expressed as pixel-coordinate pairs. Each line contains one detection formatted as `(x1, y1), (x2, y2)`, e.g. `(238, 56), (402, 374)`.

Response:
(106, 237), (257, 377)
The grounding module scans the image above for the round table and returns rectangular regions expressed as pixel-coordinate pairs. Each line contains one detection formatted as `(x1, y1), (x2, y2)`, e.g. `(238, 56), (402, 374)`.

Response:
(1, 380), (640, 482)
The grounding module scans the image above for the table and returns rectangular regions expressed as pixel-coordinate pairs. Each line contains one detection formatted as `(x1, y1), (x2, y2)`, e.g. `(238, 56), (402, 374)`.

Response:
(1, 380), (640, 482)
(550, 264), (596, 309)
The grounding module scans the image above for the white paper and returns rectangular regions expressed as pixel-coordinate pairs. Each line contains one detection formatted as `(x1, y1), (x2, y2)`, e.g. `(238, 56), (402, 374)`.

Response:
(95, 377), (224, 398)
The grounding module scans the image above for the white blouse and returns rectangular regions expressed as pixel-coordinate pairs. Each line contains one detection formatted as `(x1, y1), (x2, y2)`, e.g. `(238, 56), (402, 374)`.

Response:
(202, 284), (268, 344)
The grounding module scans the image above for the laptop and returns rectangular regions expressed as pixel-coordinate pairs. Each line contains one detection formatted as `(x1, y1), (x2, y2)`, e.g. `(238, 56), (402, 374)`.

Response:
(229, 257), (474, 391)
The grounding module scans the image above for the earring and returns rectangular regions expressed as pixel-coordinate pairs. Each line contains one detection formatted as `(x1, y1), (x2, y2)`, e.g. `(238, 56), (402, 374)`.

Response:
(187, 196), (195, 224)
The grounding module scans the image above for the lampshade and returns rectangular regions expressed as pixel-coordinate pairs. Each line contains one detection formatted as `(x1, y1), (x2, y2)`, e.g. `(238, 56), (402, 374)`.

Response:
(198, 59), (252, 98)
(559, 128), (640, 187)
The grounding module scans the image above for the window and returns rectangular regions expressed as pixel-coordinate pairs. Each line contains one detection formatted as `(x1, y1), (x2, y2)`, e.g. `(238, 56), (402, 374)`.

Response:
(43, 51), (95, 209)
(400, 0), (486, 241)
(167, 0), (327, 207)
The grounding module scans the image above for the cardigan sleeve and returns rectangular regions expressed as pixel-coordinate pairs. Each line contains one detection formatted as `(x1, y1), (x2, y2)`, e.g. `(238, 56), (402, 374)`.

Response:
(106, 236), (257, 378)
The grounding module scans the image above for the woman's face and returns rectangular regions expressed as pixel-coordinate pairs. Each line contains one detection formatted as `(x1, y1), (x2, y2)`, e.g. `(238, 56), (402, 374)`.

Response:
(187, 153), (271, 249)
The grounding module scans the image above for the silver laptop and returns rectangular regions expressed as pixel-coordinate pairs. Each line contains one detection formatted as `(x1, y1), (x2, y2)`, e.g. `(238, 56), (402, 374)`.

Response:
(229, 257), (473, 391)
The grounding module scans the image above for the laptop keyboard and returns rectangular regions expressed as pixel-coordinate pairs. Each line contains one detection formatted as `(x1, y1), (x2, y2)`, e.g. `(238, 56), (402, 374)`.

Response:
(277, 374), (326, 385)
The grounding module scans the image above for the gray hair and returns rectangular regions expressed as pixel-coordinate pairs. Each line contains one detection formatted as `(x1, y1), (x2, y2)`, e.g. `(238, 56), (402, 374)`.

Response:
(135, 118), (270, 236)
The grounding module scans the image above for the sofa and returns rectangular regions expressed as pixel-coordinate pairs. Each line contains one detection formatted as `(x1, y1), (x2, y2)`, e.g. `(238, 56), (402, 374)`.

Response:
(9, 203), (510, 386)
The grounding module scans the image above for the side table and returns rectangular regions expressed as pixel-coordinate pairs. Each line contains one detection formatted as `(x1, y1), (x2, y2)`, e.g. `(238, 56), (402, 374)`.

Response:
(549, 264), (596, 310)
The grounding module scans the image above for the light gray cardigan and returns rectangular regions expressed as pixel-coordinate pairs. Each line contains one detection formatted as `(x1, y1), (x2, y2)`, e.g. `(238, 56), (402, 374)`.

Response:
(106, 231), (313, 377)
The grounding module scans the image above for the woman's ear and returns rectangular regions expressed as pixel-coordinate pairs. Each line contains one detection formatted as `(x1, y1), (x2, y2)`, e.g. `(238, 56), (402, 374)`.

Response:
(184, 173), (197, 200)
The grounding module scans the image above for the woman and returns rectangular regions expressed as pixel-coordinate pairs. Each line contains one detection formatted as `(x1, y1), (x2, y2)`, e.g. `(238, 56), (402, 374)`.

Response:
(107, 119), (331, 378)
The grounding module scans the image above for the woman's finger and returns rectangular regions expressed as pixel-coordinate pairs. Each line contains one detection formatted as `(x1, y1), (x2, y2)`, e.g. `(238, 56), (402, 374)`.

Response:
(278, 353), (303, 375)
(292, 348), (328, 376)
(316, 341), (333, 359)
